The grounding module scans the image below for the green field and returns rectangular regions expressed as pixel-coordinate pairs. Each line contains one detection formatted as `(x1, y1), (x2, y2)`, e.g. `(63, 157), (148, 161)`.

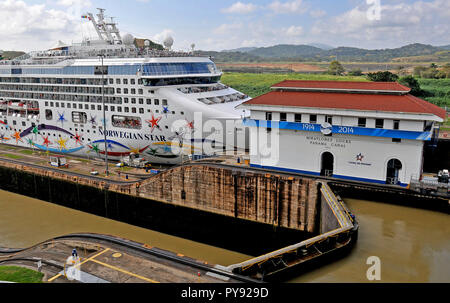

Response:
(221, 73), (367, 98)
(0, 266), (44, 283)
(221, 72), (450, 108)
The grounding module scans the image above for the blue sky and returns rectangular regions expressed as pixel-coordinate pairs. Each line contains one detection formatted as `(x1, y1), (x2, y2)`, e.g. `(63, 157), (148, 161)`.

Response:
(1, 0), (449, 52)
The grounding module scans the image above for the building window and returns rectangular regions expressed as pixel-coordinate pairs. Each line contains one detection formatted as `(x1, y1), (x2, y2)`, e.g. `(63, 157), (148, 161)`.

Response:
(310, 115), (317, 124)
(358, 118), (366, 127)
(294, 114), (302, 123)
(392, 138), (402, 143)
(376, 119), (384, 129)
(325, 115), (333, 124)
(393, 120), (400, 130)
(280, 113), (287, 122)
(266, 112), (272, 121)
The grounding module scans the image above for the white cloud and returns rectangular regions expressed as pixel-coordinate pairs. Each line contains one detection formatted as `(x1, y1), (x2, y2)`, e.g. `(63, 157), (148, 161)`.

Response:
(310, 0), (450, 48)
(222, 2), (258, 14)
(56, 0), (91, 7)
(310, 9), (326, 18)
(284, 25), (303, 37)
(268, 0), (307, 14)
(0, 0), (88, 51)
(213, 23), (243, 35)
(152, 29), (174, 44)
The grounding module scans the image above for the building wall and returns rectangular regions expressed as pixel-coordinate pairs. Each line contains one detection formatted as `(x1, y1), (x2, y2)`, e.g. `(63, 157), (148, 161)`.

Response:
(250, 127), (424, 186)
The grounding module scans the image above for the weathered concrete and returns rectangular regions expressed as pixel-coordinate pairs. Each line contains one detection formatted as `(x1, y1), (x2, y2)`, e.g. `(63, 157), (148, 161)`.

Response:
(138, 165), (320, 233)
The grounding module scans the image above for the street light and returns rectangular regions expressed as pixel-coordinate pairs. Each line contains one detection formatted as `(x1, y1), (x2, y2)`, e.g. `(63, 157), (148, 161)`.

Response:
(98, 54), (109, 177)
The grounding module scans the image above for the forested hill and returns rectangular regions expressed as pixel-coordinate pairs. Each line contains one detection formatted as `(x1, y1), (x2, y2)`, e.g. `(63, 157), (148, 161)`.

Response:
(201, 43), (450, 63)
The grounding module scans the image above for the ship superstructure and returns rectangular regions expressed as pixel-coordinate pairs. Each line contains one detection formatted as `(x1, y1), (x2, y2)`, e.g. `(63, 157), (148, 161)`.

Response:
(0, 9), (250, 164)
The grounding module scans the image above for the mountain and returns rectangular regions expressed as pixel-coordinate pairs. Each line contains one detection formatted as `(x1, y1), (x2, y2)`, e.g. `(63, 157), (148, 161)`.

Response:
(247, 44), (323, 59)
(204, 43), (447, 63)
(438, 44), (450, 50)
(308, 43), (334, 50)
(223, 47), (257, 53)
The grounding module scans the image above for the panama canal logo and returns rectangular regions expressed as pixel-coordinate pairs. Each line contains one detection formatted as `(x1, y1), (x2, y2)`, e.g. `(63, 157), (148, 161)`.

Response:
(356, 153), (364, 162)
(321, 123), (333, 136)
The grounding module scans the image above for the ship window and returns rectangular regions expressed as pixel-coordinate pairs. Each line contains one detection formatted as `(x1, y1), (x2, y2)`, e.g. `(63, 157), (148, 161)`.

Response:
(123, 79), (128, 85)
(55, 103), (59, 107)
(124, 88), (128, 94)
(73, 103), (76, 108)
(310, 115), (317, 124)
(125, 107), (129, 113)
(116, 88), (121, 94)
(91, 105), (95, 110)
(162, 99), (168, 106)
(22, 121), (26, 127)
(131, 89), (136, 94)
(45, 110), (52, 120)
(138, 79), (143, 85)
(132, 107), (136, 114)
(131, 79), (135, 85)
(139, 108), (144, 114)
(118, 107), (122, 112)
(109, 79), (113, 85)
(131, 98), (136, 104)
(376, 119), (384, 129)
(84, 104), (89, 110)
(358, 118), (366, 127)
(111, 106), (115, 112)
(181, 112), (184, 115)
(61, 103), (65, 108)
(97, 105), (101, 110)
(146, 99), (151, 105)
(154, 99), (160, 105)
(105, 106), (108, 111)
(72, 112), (87, 124)
(50, 102), (54, 107)
(78, 104), (82, 109)
(124, 98), (129, 103)
(138, 89), (143, 94)
(67, 104), (71, 109)
(116, 79), (121, 85)
(295, 114), (302, 123)
(139, 98), (144, 104)
(112, 115), (142, 129)
(45, 101), (48, 106)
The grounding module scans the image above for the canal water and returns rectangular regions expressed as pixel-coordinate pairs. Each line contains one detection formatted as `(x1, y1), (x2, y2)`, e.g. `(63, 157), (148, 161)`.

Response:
(0, 190), (449, 282)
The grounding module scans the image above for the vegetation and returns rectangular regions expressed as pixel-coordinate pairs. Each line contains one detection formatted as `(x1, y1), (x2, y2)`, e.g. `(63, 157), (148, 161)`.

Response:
(2, 153), (24, 160)
(221, 73), (367, 98)
(0, 266), (44, 283)
(398, 76), (425, 96)
(328, 60), (345, 76)
(348, 69), (364, 76)
(414, 63), (450, 79)
(205, 43), (448, 63)
(221, 72), (449, 108)
(366, 71), (399, 82)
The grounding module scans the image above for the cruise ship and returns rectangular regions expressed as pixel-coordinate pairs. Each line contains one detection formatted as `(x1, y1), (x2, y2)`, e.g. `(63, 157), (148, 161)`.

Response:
(0, 9), (250, 164)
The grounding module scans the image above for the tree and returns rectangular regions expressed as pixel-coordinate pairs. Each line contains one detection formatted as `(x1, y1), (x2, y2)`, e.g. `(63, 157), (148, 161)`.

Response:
(430, 63), (438, 69)
(413, 66), (427, 77)
(399, 76), (424, 96)
(367, 71), (399, 82)
(348, 69), (363, 76)
(328, 60), (345, 76)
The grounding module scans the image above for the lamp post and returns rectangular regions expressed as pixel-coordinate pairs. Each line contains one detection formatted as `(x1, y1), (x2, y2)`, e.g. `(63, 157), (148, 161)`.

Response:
(99, 54), (109, 177)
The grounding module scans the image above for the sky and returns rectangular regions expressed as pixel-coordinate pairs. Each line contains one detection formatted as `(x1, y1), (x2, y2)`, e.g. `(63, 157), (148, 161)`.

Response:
(0, 0), (449, 52)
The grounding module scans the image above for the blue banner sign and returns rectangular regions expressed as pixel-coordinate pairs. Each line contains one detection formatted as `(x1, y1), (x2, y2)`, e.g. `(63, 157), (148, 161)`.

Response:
(243, 119), (432, 141)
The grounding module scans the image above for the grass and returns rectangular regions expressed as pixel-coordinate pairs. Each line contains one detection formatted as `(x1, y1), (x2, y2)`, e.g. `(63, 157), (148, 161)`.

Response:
(221, 72), (367, 98)
(221, 72), (450, 108)
(0, 266), (44, 283)
(1, 153), (24, 160)
(19, 149), (35, 155)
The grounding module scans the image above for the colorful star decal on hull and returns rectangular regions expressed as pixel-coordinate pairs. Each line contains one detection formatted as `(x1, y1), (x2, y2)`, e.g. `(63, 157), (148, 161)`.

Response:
(146, 115), (162, 133)
(41, 136), (51, 148)
(89, 115), (97, 125)
(57, 112), (67, 126)
(13, 132), (22, 144)
(186, 120), (195, 132)
(74, 133), (83, 146)
(57, 137), (68, 151)
(0, 134), (10, 142)
(32, 126), (39, 135)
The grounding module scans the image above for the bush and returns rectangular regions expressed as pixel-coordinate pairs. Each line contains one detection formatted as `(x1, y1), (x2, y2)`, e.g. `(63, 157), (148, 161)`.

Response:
(367, 71), (399, 82)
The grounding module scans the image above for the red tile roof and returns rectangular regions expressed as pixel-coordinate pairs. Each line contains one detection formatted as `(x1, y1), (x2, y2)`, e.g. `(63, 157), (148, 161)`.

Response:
(242, 91), (447, 120)
(272, 80), (411, 93)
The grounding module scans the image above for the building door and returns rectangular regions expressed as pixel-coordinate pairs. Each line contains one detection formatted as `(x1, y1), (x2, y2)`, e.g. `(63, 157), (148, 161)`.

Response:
(386, 159), (402, 185)
(321, 152), (334, 177)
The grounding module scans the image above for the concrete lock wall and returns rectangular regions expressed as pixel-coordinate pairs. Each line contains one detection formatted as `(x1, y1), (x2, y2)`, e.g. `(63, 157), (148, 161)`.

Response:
(320, 187), (341, 234)
(0, 161), (323, 255)
(138, 165), (320, 233)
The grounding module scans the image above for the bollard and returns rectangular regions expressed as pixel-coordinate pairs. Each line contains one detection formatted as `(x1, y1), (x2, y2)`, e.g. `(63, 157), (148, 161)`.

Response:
(126, 174), (129, 180)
